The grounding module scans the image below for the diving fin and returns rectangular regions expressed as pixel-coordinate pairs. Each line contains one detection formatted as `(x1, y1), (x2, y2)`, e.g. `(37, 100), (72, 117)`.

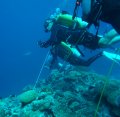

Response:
(102, 51), (120, 65)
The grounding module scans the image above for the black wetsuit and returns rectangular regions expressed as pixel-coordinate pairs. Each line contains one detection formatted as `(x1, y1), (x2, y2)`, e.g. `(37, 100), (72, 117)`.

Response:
(101, 0), (120, 33)
(44, 24), (101, 50)
(87, 0), (120, 33)
(67, 29), (100, 50)
(39, 24), (102, 67)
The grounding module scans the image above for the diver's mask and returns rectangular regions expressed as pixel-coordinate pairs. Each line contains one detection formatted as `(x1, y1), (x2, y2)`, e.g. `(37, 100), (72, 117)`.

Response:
(44, 19), (54, 32)
(44, 8), (61, 32)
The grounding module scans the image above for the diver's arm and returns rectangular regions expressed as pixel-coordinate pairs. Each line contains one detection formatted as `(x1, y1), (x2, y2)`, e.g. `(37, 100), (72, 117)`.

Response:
(38, 40), (52, 48)
(38, 24), (68, 48)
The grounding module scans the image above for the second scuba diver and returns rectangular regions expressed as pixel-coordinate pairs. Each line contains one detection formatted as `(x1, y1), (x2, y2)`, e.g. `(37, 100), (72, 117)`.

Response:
(78, 0), (120, 46)
(81, 0), (120, 34)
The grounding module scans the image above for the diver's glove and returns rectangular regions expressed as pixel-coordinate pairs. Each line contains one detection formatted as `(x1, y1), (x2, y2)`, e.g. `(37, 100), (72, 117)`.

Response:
(38, 40), (53, 48)
(38, 40), (55, 48)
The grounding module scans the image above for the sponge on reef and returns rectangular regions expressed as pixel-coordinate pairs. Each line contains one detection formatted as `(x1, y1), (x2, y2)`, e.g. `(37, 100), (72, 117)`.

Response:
(18, 90), (38, 105)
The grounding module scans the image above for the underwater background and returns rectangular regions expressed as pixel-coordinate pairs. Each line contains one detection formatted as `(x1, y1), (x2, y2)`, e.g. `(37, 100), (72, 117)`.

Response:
(0, 0), (120, 97)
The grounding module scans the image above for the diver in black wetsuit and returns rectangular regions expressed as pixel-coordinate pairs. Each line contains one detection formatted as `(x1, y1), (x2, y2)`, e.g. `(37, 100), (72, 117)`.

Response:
(39, 20), (101, 50)
(39, 9), (120, 50)
(38, 10), (102, 68)
(81, 0), (120, 34)
(38, 8), (100, 50)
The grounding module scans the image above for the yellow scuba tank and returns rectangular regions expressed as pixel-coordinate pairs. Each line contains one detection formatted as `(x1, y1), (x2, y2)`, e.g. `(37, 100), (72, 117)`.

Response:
(52, 42), (73, 59)
(60, 42), (81, 58)
(58, 42), (73, 59)
(56, 14), (84, 29)
(53, 41), (81, 60)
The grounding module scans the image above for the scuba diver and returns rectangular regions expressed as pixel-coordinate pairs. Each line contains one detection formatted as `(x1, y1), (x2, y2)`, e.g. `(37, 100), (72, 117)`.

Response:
(38, 8), (120, 69)
(39, 8), (120, 50)
(80, 0), (120, 34)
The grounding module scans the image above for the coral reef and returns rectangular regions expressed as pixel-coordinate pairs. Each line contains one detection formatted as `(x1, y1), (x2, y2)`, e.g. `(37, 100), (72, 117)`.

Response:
(0, 67), (120, 117)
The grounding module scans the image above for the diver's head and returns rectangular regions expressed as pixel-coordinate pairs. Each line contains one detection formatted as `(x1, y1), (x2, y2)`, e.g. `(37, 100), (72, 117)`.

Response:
(44, 19), (54, 32)
(44, 8), (61, 32)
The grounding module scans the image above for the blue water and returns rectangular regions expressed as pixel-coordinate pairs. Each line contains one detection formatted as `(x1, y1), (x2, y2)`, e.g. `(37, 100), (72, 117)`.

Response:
(0, 0), (120, 97)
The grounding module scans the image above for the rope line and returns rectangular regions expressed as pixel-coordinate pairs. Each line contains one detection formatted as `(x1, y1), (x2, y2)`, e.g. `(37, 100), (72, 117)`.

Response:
(94, 48), (120, 117)
(33, 50), (50, 89)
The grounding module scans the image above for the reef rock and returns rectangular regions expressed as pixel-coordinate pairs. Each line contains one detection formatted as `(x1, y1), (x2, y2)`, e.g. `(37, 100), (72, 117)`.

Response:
(1, 67), (120, 117)
(18, 90), (38, 105)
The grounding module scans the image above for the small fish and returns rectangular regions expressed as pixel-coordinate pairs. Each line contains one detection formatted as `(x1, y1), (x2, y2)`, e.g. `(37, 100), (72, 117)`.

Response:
(23, 51), (32, 56)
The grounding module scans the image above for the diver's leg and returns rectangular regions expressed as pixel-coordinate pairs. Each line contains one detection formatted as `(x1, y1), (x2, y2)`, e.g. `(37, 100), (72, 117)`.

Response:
(98, 29), (120, 47)
(78, 52), (102, 66)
